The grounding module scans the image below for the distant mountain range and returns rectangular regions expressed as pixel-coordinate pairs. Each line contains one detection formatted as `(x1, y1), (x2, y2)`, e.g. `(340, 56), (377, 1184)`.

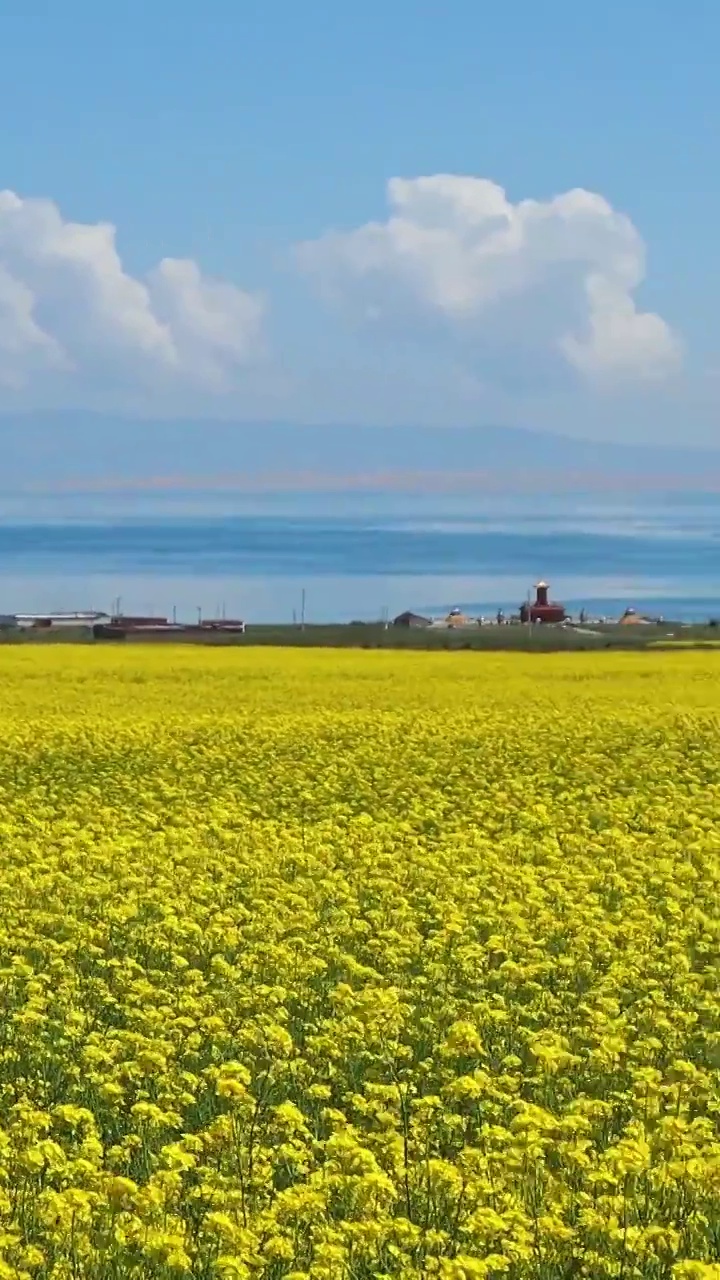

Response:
(1, 413), (719, 493)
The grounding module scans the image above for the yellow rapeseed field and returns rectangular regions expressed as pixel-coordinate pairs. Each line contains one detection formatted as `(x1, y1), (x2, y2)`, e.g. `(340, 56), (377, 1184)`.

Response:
(1, 646), (720, 1280)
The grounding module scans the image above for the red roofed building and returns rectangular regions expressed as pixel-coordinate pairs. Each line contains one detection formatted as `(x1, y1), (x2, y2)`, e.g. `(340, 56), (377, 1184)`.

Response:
(519, 581), (566, 624)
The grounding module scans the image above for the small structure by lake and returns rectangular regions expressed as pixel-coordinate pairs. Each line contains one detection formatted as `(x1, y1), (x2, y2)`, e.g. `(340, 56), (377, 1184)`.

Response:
(519, 581), (566, 624)
(393, 611), (432, 628)
(445, 608), (471, 628)
(14, 611), (108, 630)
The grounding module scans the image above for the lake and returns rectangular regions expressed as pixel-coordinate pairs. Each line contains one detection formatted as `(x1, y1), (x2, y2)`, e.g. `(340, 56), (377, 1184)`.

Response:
(1, 490), (718, 623)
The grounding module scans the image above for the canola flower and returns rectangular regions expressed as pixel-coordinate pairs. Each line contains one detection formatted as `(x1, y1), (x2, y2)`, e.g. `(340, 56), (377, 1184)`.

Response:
(0, 646), (718, 1278)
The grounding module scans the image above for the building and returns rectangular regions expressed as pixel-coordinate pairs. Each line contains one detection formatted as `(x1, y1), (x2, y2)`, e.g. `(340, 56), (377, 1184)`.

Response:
(93, 623), (127, 640)
(14, 611), (107, 629)
(393, 611), (431, 628)
(619, 608), (651, 626)
(110, 615), (168, 626)
(445, 608), (471, 628)
(519, 581), (566, 624)
(94, 618), (247, 641)
(199, 619), (246, 633)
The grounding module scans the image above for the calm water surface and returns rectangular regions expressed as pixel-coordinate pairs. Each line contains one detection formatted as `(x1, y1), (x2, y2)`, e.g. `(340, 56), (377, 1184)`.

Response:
(0, 492), (718, 623)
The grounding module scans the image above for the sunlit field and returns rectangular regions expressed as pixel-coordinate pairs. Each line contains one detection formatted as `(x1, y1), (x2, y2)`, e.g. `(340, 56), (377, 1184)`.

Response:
(1, 647), (719, 1280)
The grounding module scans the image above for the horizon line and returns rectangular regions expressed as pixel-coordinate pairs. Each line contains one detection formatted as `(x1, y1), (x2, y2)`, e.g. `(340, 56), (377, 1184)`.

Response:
(20, 467), (720, 497)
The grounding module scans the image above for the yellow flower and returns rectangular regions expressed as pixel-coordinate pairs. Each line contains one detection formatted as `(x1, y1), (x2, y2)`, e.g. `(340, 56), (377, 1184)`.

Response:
(0, 646), (718, 1272)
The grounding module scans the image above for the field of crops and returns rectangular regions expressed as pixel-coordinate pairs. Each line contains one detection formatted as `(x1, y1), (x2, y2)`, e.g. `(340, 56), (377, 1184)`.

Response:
(1, 647), (720, 1280)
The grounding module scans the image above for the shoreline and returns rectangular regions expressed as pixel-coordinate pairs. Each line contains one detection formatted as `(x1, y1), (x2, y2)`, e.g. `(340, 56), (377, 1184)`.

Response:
(3, 620), (720, 652)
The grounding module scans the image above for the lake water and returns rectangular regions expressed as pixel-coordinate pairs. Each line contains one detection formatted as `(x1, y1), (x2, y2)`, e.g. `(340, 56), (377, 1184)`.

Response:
(1, 491), (719, 623)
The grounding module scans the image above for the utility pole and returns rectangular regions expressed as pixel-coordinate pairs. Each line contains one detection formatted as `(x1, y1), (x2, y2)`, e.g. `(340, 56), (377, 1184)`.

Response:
(300, 588), (306, 631)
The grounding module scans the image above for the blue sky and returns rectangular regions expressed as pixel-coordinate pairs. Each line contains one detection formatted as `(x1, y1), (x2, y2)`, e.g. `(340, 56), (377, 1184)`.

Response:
(0, 0), (718, 457)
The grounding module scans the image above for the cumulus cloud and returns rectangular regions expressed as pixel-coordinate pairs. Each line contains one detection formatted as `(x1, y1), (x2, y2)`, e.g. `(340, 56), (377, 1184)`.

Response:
(296, 175), (681, 385)
(0, 190), (264, 394)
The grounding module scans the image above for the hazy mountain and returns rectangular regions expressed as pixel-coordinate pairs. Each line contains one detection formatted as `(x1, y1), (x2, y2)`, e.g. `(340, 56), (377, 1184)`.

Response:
(1, 413), (718, 491)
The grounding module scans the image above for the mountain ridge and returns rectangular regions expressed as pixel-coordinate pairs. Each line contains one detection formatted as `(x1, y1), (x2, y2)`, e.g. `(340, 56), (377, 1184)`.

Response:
(1, 413), (717, 489)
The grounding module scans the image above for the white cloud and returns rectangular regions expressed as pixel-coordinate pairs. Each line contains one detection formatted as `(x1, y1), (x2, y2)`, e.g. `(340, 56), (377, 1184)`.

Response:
(0, 190), (265, 394)
(296, 174), (681, 385)
(148, 258), (266, 390)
